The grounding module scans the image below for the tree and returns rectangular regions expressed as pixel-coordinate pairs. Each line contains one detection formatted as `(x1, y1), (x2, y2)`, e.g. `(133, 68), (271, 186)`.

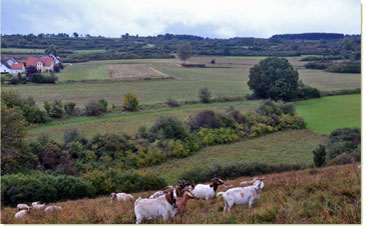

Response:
(177, 41), (192, 64)
(198, 88), (212, 103)
(45, 45), (58, 55)
(247, 57), (299, 101)
(313, 144), (326, 167)
(73, 32), (79, 38)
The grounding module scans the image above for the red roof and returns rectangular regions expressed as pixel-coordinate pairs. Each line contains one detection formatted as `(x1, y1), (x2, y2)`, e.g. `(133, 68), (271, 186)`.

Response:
(11, 64), (24, 70)
(26, 57), (53, 67)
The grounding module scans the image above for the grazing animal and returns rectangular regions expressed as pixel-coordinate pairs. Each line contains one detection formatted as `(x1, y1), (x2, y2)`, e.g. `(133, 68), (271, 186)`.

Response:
(15, 208), (31, 219)
(44, 206), (62, 213)
(32, 203), (46, 210)
(17, 204), (31, 211)
(217, 177), (265, 214)
(31, 201), (41, 206)
(191, 178), (224, 200)
(149, 191), (166, 199)
(134, 186), (178, 224)
(176, 190), (196, 215)
(110, 192), (134, 203)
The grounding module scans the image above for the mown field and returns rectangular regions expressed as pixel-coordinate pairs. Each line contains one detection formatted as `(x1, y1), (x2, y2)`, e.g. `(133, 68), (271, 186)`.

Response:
(141, 129), (327, 183)
(1, 164), (360, 224)
(295, 94), (361, 134)
(26, 100), (262, 142)
(2, 57), (361, 108)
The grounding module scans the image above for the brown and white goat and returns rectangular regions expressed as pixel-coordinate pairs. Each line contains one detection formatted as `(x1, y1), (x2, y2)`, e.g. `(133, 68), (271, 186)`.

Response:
(176, 190), (196, 215)
(191, 178), (224, 200)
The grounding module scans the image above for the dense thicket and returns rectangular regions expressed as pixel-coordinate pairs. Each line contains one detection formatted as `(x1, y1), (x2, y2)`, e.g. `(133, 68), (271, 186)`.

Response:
(270, 33), (348, 40)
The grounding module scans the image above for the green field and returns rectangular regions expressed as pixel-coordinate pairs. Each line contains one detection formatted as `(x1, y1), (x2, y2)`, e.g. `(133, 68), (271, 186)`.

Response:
(1, 48), (44, 53)
(140, 129), (327, 182)
(224, 55), (322, 60)
(73, 49), (107, 54)
(295, 94), (361, 134)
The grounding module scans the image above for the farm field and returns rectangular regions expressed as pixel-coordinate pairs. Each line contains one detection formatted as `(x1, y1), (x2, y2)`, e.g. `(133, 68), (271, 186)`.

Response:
(26, 100), (262, 142)
(141, 129), (327, 183)
(1, 163), (360, 224)
(295, 94), (361, 134)
(108, 63), (171, 80)
(1, 48), (44, 53)
(2, 57), (361, 107)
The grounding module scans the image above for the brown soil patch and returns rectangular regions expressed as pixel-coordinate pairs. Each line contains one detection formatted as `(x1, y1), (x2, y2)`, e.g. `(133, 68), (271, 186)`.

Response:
(108, 64), (171, 80)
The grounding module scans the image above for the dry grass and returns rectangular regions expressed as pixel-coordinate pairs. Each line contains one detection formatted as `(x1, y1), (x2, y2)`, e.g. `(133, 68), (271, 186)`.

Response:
(108, 64), (171, 80)
(1, 164), (360, 224)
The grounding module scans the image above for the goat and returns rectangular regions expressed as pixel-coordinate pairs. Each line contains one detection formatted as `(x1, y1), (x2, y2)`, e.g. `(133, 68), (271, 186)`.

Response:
(176, 190), (196, 215)
(217, 177), (265, 214)
(134, 186), (178, 224)
(17, 204), (31, 211)
(44, 206), (62, 213)
(31, 201), (41, 206)
(110, 192), (134, 203)
(32, 203), (46, 210)
(14, 208), (31, 219)
(191, 178), (224, 200)
(148, 180), (187, 199)
(148, 191), (166, 199)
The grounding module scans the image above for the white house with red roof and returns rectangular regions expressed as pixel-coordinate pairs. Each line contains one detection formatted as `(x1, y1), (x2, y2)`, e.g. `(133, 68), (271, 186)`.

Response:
(26, 56), (54, 73)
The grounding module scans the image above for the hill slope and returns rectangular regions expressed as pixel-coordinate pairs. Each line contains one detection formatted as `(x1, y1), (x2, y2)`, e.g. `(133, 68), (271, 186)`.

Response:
(1, 163), (360, 224)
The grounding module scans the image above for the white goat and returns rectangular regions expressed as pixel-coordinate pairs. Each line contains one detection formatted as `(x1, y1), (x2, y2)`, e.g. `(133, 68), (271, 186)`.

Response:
(14, 208), (31, 219)
(31, 201), (41, 206)
(32, 203), (46, 210)
(17, 204), (31, 211)
(191, 178), (224, 200)
(148, 191), (166, 199)
(110, 192), (134, 203)
(44, 206), (62, 213)
(134, 186), (178, 224)
(217, 177), (265, 214)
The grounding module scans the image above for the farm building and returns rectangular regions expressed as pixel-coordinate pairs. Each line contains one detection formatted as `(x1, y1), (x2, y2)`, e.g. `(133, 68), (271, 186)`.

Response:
(1, 57), (20, 73)
(26, 56), (54, 73)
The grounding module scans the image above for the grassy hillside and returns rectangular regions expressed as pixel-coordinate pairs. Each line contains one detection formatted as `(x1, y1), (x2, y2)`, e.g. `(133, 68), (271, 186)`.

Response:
(1, 164), (360, 224)
(141, 129), (327, 183)
(295, 94), (361, 134)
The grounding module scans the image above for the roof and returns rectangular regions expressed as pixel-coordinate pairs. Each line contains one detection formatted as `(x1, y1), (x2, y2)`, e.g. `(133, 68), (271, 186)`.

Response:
(1, 58), (11, 69)
(11, 64), (24, 70)
(26, 57), (53, 67)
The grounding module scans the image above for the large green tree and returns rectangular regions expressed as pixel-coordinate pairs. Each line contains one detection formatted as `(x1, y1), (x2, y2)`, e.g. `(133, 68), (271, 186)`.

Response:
(247, 57), (299, 101)
(177, 41), (192, 64)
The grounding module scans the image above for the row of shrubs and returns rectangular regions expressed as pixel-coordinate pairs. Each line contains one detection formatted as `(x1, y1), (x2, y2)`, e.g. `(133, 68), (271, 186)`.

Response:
(4, 73), (58, 85)
(304, 61), (360, 73)
(1, 170), (166, 207)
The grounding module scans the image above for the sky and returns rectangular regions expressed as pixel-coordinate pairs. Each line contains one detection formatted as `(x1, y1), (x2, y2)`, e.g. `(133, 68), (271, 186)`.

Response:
(1, 0), (361, 38)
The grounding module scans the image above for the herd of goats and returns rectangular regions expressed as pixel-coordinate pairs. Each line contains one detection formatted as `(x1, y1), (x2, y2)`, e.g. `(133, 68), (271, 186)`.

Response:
(14, 177), (266, 224)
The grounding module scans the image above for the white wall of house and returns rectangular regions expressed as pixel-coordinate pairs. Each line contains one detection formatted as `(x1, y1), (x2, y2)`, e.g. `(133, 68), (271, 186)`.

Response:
(1, 64), (11, 73)
(10, 69), (23, 74)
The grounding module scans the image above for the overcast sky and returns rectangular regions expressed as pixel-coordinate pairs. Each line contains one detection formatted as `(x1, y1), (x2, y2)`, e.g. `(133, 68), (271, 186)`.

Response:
(1, 0), (361, 38)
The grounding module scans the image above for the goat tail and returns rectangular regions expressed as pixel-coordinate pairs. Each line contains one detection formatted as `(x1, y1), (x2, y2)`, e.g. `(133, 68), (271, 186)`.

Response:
(216, 192), (224, 197)
(134, 196), (142, 207)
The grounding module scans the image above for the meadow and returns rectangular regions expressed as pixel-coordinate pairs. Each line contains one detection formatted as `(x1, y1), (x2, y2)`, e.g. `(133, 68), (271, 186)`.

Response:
(2, 57), (361, 108)
(295, 94), (361, 134)
(1, 164), (360, 224)
(73, 49), (107, 54)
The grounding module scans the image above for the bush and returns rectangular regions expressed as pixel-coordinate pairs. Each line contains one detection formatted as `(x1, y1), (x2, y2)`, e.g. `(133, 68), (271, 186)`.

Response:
(85, 100), (107, 116)
(326, 62), (360, 73)
(64, 101), (77, 116)
(304, 61), (331, 69)
(327, 127), (361, 160)
(313, 144), (326, 167)
(123, 93), (139, 111)
(198, 87), (212, 103)
(64, 128), (82, 145)
(21, 105), (49, 124)
(256, 100), (295, 116)
(49, 100), (64, 118)
(189, 110), (235, 131)
(297, 81), (320, 100)
(98, 99), (108, 112)
(149, 115), (189, 141)
(29, 73), (58, 84)
(1, 172), (96, 207)
(83, 169), (167, 195)
(166, 99), (180, 107)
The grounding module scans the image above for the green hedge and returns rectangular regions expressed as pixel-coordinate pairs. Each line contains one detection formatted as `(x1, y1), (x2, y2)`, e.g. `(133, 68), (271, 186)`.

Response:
(1, 172), (96, 207)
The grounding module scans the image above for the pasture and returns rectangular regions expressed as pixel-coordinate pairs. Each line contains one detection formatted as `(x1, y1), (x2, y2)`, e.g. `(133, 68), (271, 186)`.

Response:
(73, 49), (107, 54)
(1, 164), (360, 224)
(141, 129), (328, 183)
(2, 57), (361, 108)
(295, 94), (361, 134)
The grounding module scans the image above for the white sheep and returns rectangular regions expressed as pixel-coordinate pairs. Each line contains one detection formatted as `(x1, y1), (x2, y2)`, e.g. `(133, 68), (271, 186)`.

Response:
(134, 186), (177, 224)
(148, 191), (166, 199)
(17, 204), (31, 211)
(191, 178), (224, 200)
(110, 192), (134, 203)
(44, 206), (62, 213)
(32, 203), (46, 210)
(15, 208), (31, 219)
(217, 177), (265, 214)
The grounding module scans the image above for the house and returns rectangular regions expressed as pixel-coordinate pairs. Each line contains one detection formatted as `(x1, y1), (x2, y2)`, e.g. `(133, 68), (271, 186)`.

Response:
(1, 57), (20, 73)
(10, 63), (25, 74)
(26, 56), (54, 73)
